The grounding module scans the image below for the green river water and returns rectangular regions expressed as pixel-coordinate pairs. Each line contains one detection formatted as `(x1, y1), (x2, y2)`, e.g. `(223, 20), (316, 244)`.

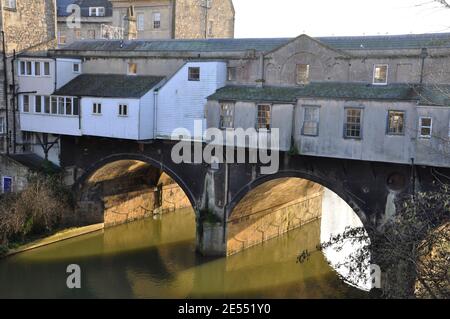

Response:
(0, 208), (366, 299)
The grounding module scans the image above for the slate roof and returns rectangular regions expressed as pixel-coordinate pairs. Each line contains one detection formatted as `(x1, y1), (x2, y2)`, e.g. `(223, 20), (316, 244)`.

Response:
(7, 154), (60, 171)
(53, 74), (164, 98)
(207, 83), (450, 106)
(60, 38), (292, 53)
(317, 33), (450, 50)
(57, 0), (112, 17)
(59, 33), (450, 53)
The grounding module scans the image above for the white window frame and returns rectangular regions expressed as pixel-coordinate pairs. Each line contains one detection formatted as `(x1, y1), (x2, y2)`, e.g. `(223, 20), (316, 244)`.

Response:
(34, 61), (41, 76)
(118, 104), (128, 117)
(43, 62), (50, 76)
(344, 107), (363, 139)
(256, 104), (272, 131)
(153, 12), (161, 29)
(92, 102), (102, 115)
(188, 67), (200, 81)
(220, 103), (234, 129)
(89, 7), (105, 17)
(73, 62), (81, 73)
(35, 96), (43, 113)
(137, 13), (145, 31)
(373, 64), (389, 85)
(19, 61), (26, 76)
(387, 110), (406, 135)
(22, 95), (31, 113)
(419, 117), (433, 139)
(302, 106), (320, 136)
(0, 116), (5, 134)
(4, 0), (16, 10)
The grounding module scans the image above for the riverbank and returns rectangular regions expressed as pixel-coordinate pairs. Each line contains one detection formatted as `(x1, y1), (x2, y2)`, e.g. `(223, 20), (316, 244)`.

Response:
(2, 223), (104, 258)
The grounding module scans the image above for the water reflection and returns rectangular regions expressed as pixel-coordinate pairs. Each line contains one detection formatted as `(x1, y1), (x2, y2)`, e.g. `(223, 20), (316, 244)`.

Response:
(0, 208), (366, 299)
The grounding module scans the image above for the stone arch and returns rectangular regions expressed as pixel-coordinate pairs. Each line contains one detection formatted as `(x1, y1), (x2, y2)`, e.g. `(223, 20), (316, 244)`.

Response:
(226, 170), (374, 290)
(74, 153), (197, 226)
(227, 169), (368, 226)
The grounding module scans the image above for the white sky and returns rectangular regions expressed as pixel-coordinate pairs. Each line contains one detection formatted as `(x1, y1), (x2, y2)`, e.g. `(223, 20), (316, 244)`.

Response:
(233, 0), (450, 38)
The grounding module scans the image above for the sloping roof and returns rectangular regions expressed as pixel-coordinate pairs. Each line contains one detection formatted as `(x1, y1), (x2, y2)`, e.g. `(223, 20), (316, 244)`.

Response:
(207, 83), (422, 103)
(6, 154), (59, 171)
(316, 33), (450, 50)
(57, 0), (112, 17)
(417, 85), (450, 106)
(60, 38), (294, 53)
(58, 33), (450, 53)
(208, 83), (450, 105)
(53, 74), (164, 98)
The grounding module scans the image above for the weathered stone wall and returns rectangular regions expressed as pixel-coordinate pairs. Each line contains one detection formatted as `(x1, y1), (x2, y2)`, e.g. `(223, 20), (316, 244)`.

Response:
(1, 0), (57, 53)
(57, 20), (107, 45)
(227, 178), (324, 256)
(159, 183), (192, 213)
(104, 188), (156, 227)
(0, 155), (31, 192)
(0, 0), (57, 153)
(174, 0), (234, 39)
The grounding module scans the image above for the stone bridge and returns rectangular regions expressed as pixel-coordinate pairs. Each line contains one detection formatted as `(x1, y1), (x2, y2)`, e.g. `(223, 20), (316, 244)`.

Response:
(60, 135), (448, 257)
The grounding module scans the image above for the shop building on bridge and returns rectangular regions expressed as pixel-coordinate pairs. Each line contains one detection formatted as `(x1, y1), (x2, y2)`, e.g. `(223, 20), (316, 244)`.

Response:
(8, 32), (450, 191)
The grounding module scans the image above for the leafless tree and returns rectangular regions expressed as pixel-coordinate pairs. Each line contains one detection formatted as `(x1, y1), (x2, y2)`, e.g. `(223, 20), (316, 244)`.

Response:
(301, 185), (450, 299)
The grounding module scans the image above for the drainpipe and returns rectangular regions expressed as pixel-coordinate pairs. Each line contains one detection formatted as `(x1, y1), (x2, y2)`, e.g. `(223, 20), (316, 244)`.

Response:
(10, 50), (17, 153)
(1, 31), (9, 154)
(54, 57), (58, 91)
(419, 48), (428, 85)
(153, 89), (158, 139)
(411, 157), (416, 201)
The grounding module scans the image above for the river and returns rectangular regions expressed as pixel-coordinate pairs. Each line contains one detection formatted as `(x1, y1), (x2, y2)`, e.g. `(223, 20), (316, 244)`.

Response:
(0, 208), (367, 299)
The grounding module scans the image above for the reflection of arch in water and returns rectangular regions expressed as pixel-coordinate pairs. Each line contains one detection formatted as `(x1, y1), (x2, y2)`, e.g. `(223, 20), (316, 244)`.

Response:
(75, 154), (196, 227)
(226, 173), (372, 291)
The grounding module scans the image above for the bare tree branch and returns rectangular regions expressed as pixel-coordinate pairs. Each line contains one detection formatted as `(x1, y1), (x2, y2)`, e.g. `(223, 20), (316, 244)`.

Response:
(435, 0), (450, 8)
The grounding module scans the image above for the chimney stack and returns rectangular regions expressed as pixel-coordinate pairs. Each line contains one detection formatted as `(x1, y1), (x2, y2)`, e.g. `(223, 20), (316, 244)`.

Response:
(124, 6), (137, 40)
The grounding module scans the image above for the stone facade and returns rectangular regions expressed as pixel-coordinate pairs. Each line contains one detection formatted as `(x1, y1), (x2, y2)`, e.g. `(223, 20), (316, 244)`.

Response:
(174, 0), (234, 39)
(0, 0), (57, 154)
(58, 0), (235, 44)
(227, 178), (323, 255)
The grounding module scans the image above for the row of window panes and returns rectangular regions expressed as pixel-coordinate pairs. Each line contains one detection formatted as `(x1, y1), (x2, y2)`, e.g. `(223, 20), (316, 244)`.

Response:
(89, 7), (105, 17)
(92, 103), (128, 116)
(219, 104), (436, 139)
(22, 95), (80, 116)
(137, 12), (161, 31)
(225, 64), (390, 85)
(19, 61), (50, 76)
(220, 104), (272, 130)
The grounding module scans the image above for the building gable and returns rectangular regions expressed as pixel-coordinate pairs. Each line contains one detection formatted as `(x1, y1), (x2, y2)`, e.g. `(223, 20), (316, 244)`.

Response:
(264, 34), (351, 86)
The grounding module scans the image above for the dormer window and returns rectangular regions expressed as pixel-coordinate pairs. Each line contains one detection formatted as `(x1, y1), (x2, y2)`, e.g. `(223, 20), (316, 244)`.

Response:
(373, 64), (388, 85)
(89, 7), (105, 17)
